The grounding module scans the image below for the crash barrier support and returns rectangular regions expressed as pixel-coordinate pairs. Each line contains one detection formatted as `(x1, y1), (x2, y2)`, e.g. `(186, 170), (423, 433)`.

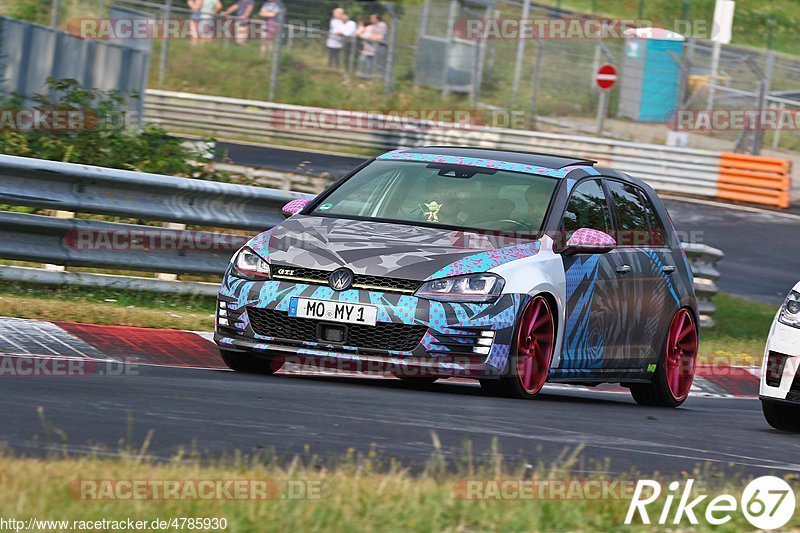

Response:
(681, 243), (724, 329)
(0, 154), (721, 326)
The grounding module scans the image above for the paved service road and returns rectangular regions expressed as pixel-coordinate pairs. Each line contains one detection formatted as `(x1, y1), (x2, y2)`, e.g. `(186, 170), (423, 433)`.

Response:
(216, 141), (366, 178)
(664, 200), (800, 305)
(1, 362), (798, 477)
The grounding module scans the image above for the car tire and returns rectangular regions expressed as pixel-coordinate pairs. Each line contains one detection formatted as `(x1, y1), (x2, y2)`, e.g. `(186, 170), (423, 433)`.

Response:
(480, 295), (556, 400)
(219, 349), (284, 375)
(630, 308), (698, 408)
(762, 400), (800, 432)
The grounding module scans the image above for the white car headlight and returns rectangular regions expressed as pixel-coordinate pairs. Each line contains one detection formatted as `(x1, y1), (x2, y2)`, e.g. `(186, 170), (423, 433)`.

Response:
(415, 273), (505, 303)
(231, 247), (271, 280)
(778, 290), (800, 328)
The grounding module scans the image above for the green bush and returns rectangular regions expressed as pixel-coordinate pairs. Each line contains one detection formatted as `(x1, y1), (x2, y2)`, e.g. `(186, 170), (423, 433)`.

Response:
(6, 0), (51, 24)
(0, 78), (231, 181)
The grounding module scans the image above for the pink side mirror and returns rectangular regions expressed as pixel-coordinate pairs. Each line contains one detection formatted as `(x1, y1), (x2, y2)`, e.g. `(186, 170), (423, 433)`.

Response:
(281, 198), (311, 217)
(563, 228), (616, 256)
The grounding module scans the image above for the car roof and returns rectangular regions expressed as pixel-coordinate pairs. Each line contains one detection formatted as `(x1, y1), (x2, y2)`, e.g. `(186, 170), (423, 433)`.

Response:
(403, 146), (596, 169)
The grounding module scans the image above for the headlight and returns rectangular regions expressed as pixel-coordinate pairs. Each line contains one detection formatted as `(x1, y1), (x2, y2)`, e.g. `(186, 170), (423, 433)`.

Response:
(231, 247), (271, 280)
(778, 290), (800, 328)
(415, 273), (505, 303)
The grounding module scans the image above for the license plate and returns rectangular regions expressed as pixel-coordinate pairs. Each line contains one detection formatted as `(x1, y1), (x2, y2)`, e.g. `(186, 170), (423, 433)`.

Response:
(288, 298), (378, 326)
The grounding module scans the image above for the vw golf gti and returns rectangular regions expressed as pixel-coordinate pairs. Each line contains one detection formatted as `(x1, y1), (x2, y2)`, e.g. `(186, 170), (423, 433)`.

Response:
(215, 147), (699, 406)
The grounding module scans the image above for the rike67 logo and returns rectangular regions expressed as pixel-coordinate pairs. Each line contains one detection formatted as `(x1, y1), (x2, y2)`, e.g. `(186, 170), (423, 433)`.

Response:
(625, 476), (796, 530)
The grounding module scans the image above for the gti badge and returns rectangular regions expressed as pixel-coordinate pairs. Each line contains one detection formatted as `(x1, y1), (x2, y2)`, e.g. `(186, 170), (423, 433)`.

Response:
(329, 268), (354, 291)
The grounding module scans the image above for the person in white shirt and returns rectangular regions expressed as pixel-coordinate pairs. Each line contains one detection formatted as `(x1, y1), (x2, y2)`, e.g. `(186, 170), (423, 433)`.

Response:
(326, 8), (356, 69)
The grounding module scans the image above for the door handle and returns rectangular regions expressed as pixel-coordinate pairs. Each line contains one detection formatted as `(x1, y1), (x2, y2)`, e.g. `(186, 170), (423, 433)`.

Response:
(616, 265), (632, 274)
(662, 265), (676, 274)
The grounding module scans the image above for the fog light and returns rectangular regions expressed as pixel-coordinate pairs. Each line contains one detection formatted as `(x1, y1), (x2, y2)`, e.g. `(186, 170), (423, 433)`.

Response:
(473, 346), (491, 355)
(480, 331), (495, 338)
(219, 309), (228, 317)
(219, 301), (227, 309)
(218, 318), (229, 326)
(477, 338), (493, 346)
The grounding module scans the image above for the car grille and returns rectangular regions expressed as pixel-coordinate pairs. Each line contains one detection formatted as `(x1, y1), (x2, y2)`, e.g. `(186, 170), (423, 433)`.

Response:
(247, 307), (427, 352)
(271, 266), (421, 294)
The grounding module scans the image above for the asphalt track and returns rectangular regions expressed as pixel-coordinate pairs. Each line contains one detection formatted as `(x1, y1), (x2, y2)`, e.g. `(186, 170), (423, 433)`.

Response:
(214, 140), (800, 305)
(0, 361), (798, 476)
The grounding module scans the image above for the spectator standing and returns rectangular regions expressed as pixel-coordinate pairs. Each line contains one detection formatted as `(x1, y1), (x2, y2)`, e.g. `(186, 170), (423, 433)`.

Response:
(340, 12), (357, 71)
(356, 13), (387, 76)
(188, 0), (221, 41)
(326, 8), (356, 69)
(258, 0), (283, 55)
(223, 0), (254, 44)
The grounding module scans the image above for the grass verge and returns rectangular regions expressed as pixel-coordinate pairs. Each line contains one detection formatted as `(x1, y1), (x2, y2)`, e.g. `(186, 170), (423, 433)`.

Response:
(698, 292), (775, 365)
(0, 282), (215, 331)
(0, 448), (796, 532)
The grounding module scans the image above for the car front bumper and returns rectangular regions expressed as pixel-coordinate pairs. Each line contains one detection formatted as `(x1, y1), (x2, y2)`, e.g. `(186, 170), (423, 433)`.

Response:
(760, 317), (800, 402)
(214, 276), (525, 378)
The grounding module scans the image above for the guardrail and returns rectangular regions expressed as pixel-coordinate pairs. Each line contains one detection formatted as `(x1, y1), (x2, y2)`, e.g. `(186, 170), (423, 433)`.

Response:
(0, 155), (722, 327)
(0, 154), (308, 231)
(144, 89), (793, 209)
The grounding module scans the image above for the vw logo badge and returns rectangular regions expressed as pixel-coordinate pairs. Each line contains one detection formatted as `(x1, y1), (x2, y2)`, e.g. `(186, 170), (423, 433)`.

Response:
(329, 268), (354, 291)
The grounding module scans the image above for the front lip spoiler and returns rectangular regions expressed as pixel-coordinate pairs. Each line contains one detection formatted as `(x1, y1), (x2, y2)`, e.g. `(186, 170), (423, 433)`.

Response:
(215, 333), (500, 378)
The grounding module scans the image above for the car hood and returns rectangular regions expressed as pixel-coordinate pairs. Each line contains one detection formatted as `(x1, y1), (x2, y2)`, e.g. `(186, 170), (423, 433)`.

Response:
(245, 215), (541, 282)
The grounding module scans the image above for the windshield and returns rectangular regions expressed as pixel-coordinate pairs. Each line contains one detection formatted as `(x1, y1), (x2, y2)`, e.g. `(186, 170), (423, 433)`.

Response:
(310, 160), (558, 235)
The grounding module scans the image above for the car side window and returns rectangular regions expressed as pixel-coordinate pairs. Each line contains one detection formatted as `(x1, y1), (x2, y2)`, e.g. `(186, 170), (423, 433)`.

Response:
(561, 179), (613, 237)
(638, 190), (667, 246)
(606, 180), (651, 246)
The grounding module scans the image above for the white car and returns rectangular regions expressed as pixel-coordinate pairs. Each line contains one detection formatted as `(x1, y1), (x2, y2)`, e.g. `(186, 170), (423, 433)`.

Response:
(760, 282), (800, 431)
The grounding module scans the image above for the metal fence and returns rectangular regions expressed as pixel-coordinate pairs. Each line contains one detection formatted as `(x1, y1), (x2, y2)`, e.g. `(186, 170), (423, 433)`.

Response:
(27, 0), (800, 156)
(0, 154), (722, 326)
(102, 0), (400, 102)
(0, 14), (151, 120)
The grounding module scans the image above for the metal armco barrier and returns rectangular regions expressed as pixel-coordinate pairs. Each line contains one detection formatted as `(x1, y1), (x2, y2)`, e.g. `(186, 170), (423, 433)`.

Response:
(0, 211), (245, 275)
(717, 153), (792, 209)
(0, 155), (722, 326)
(144, 89), (793, 209)
(0, 154), (308, 230)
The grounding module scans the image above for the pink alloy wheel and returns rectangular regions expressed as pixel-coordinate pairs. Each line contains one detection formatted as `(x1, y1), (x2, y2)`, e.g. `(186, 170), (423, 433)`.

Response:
(516, 296), (555, 394)
(665, 308), (698, 401)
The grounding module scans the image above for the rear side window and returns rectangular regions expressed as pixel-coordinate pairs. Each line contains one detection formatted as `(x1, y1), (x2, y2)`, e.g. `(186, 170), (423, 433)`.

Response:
(606, 180), (663, 246)
(639, 191), (667, 246)
(561, 179), (613, 237)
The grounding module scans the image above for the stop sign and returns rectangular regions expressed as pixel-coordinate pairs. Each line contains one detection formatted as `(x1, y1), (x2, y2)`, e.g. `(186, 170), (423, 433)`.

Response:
(595, 64), (617, 90)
